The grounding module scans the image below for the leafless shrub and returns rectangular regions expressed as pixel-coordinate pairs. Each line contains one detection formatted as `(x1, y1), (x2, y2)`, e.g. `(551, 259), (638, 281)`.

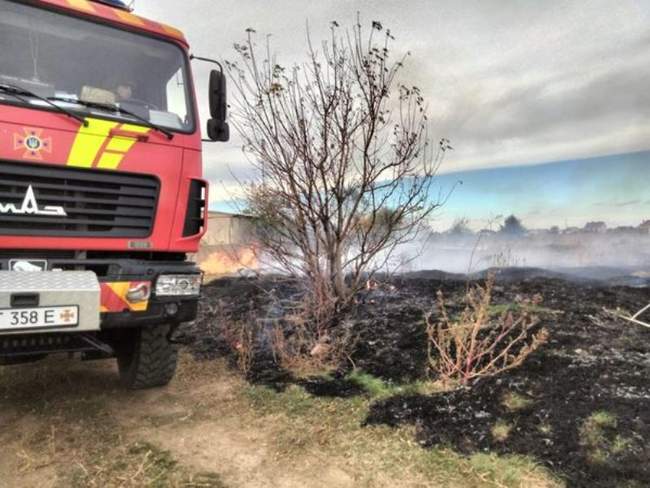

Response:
(221, 319), (256, 375)
(425, 275), (549, 385)
(227, 17), (449, 327)
(269, 297), (357, 378)
(195, 295), (256, 375)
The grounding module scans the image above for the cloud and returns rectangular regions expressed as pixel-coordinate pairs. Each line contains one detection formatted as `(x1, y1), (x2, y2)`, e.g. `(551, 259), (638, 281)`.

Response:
(615, 200), (642, 208)
(201, 143), (254, 181)
(428, 39), (650, 172)
(136, 0), (650, 185)
(454, 65), (649, 142)
(593, 200), (642, 208)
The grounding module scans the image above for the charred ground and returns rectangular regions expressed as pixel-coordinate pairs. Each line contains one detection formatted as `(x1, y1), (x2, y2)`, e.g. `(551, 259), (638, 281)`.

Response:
(178, 269), (650, 488)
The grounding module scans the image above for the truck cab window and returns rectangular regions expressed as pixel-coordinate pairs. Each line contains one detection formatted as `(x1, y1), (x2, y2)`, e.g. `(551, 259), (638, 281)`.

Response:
(0, 0), (195, 133)
(164, 68), (190, 129)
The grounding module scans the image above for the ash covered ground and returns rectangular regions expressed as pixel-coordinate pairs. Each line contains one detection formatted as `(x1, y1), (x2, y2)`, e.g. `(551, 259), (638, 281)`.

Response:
(177, 268), (650, 488)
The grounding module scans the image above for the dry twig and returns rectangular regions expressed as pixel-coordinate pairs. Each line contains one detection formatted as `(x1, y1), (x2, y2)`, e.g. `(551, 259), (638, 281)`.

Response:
(604, 304), (650, 329)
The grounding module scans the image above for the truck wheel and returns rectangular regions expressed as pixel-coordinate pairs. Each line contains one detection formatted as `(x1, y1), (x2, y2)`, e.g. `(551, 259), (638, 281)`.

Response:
(117, 324), (177, 389)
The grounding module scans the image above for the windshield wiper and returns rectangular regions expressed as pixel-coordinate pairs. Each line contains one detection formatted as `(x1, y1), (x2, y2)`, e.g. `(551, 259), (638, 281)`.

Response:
(50, 97), (174, 140)
(0, 83), (88, 127)
(109, 103), (174, 140)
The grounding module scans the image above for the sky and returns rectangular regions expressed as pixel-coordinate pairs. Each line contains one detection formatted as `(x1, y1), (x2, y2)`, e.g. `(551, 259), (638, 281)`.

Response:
(136, 0), (650, 228)
(431, 150), (650, 230)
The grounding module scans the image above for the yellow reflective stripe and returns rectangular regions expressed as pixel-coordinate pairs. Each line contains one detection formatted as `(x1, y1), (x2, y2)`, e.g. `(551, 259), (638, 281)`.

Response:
(67, 0), (95, 12)
(129, 300), (149, 312)
(97, 152), (124, 170)
(109, 124), (150, 153)
(108, 282), (130, 298)
(114, 10), (145, 26)
(67, 119), (118, 168)
(120, 124), (151, 134)
(107, 282), (148, 312)
(98, 124), (151, 169)
(106, 137), (136, 153)
(159, 23), (184, 39)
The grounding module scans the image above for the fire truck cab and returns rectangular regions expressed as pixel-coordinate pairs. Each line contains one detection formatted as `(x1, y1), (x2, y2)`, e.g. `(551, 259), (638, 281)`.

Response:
(0, 0), (227, 388)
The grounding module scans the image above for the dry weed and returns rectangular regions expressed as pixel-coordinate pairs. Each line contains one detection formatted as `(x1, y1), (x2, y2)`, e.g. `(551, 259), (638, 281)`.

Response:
(426, 274), (549, 384)
(221, 319), (256, 375)
(270, 324), (355, 378)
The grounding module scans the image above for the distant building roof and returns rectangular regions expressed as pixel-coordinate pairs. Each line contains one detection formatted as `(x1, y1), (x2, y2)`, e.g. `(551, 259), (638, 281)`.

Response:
(208, 211), (255, 220)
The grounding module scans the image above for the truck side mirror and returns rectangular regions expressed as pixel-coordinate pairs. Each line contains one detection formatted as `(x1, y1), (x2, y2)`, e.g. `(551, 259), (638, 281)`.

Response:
(207, 118), (229, 142)
(208, 69), (229, 141)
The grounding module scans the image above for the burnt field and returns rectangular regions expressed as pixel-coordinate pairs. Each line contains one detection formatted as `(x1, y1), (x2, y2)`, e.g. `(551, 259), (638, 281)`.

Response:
(178, 269), (650, 488)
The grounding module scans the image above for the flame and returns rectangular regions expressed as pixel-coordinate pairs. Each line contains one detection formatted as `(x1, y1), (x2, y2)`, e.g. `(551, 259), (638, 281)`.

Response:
(366, 279), (379, 290)
(199, 246), (258, 276)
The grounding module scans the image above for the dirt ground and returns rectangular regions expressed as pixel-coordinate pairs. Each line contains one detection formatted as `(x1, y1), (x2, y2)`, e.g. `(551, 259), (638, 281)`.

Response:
(0, 352), (558, 488)
(0, 355), (347, 488)
(2, 268), (647, 487)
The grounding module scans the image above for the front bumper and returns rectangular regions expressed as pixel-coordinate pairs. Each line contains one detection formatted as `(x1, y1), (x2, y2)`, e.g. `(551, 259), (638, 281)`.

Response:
(100, 299), (198, 329)
(0, 256), (201, 335)
(0, 258), (201, 359)
(99, 258), (201, 329)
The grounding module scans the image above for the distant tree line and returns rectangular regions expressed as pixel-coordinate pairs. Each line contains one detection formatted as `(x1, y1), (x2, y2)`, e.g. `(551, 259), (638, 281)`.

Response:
(441, 215), (650, 236)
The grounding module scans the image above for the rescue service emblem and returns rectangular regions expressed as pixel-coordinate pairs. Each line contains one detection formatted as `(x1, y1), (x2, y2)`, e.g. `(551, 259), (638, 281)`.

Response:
(13, 128), (52, 160)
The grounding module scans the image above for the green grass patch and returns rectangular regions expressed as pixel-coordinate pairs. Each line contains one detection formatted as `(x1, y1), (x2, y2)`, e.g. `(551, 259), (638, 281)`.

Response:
(488, 302), (559, 316)
(66, 441), (228, 488)
(491, 420), (513, 442)
(347, 370), (395, 397)
(244, 384), (321, 417)
(346, 370), (444, 398)
(469, 452), (558, 487)
(579, 410), (633, 465)
(242, 377), (561, 487)
(502, 391), (535, 412)
(589, 411), (617, 428)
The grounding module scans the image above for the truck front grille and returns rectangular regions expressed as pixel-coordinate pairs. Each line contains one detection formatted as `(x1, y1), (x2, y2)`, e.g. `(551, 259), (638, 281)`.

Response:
(0, 162), (158, 237)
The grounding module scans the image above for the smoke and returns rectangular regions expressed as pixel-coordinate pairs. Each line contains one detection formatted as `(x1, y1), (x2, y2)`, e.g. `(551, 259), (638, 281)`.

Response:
(400, 229), (650, 278)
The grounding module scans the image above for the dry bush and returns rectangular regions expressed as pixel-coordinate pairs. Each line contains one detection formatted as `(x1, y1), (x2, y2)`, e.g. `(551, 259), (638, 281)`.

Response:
(270, 325), (356, 378)
(269, 298), (357, 378)
(213, 299), (257, 375)
(223, 312), (355, 379)
(215, 285), (357, 378)
(425, 275), (549, 385)
(221, 320), (256, 375)
(197, 294), (254, 376)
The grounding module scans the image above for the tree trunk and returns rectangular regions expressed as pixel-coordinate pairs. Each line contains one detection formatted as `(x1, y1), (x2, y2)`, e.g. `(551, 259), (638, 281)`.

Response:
(329, 247), (348, 310)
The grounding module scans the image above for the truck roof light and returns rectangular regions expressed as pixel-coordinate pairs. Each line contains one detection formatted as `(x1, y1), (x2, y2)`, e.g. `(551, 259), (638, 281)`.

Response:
(91, 0), (132, 11)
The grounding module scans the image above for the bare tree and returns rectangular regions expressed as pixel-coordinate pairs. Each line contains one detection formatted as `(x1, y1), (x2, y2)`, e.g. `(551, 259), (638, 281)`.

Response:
(227, 18), (450, 324)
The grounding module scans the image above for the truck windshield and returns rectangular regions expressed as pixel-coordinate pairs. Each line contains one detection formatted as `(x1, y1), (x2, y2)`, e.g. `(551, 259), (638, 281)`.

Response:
(0, 0), (194, 133)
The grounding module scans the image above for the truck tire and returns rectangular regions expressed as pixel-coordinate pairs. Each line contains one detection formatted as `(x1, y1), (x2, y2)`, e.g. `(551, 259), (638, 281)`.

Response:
(117, 324), (177, 389)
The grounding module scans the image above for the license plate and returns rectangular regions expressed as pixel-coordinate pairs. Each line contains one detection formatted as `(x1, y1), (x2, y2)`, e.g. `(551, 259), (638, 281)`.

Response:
(0, 306), (79, 330)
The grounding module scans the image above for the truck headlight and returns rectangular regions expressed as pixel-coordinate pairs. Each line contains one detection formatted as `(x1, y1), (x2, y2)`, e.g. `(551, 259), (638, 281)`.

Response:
(155, 274), (202, 297)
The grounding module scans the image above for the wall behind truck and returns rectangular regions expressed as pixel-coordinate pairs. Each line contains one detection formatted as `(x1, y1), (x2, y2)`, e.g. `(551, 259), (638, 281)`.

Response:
(193, 212), (258, 277)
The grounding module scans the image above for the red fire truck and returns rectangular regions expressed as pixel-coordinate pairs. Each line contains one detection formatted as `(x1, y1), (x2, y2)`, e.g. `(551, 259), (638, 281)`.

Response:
(0, 0), (229, 388)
